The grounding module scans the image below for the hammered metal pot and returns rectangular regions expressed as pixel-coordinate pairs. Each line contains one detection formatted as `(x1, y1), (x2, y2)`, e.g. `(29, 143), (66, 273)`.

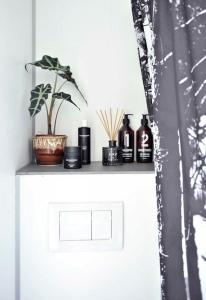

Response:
(33, 135), (67, 165)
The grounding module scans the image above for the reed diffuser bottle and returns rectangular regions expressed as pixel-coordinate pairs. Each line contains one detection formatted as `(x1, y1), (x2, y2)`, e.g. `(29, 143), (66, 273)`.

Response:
(97, 108), (124, 166)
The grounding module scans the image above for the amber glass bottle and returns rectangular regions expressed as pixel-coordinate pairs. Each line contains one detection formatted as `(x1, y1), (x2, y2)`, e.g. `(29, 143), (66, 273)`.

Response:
(118, 114), (134, 163)
(136, 115), (153, 163)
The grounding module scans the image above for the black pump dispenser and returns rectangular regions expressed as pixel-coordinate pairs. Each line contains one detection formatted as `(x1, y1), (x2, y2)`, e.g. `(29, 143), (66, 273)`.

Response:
(118, 113), (134, 163)
(141, 114), (148, 126)
(136, 114), (153, 163)
(123, 114), (133, 126)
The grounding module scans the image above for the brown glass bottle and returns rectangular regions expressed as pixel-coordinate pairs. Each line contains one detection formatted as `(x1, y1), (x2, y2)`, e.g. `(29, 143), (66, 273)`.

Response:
(136, 115), (153, 163)
(118, 114), (134, 163)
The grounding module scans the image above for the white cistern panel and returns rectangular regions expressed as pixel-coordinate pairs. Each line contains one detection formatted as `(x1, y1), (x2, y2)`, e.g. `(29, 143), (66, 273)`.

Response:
(18, 174), (161, 300)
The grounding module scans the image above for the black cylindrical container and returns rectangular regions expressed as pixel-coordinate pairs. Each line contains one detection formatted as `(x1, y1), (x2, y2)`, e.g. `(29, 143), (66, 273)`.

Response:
(102, 140), (123, 166)
(78, 120), (91, 164)
(64, 146), (82, 169)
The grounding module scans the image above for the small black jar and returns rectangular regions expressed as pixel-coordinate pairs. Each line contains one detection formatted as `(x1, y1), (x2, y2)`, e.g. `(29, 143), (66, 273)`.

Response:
(64, 146), (82, 169)
(102, 140), (123, 166)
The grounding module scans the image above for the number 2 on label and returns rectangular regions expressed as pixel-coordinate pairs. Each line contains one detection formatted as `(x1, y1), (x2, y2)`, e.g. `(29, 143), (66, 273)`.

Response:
(141, 133), (149, 147)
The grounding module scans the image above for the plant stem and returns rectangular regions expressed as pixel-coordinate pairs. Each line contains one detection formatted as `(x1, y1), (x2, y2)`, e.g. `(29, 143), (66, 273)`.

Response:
(57, 80), (67, 93)
(52, 79), (67, 133)
(52, 73), (58, 94)
(44, 102), (49, 133)
(53, 100), (64, 134)
(48, 73), (58, 135)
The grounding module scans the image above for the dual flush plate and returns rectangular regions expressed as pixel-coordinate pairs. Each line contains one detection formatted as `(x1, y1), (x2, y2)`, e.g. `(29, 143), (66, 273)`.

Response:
(49, 202), (123, 251)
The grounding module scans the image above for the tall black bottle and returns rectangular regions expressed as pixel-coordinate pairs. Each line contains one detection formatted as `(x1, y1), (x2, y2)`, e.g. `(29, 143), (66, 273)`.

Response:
(78, 120), (91, 164)
(118, 114), (134, 163)
(136, 114), (153, 163)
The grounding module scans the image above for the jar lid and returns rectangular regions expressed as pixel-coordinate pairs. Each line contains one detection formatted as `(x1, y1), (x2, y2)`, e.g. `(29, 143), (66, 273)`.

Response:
(64, 146), (81, 155)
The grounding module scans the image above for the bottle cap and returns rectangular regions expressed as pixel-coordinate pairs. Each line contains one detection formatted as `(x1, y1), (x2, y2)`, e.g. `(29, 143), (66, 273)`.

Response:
(123, 114), (133, 126)
(109, 140), (117, 147)
(82, 120), (87, 127)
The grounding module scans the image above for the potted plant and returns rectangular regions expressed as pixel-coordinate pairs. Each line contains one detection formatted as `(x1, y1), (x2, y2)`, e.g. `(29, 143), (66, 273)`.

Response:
(26, 55), (86, 165)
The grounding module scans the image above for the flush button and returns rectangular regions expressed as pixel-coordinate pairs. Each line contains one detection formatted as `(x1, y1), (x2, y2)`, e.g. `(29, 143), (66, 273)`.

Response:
(49, 202), (123, 252)
(92, 210), (112, 240)
(59, 211), (91, 241)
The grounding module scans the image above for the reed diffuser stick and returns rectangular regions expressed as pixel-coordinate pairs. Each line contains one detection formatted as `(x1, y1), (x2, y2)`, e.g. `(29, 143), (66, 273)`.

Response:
(110, 108), (113, 140)
(104, 110), (111, 138)
(97, 108), (124, 141)
(113, 108), (119, 140)
(114, 109), (124, 139)
(96, 110), (109, 137)
(100, 110), (110, 137)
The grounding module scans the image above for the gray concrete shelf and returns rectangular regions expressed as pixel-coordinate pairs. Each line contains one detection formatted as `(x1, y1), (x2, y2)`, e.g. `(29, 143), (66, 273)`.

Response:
(16, 161), (154, 175)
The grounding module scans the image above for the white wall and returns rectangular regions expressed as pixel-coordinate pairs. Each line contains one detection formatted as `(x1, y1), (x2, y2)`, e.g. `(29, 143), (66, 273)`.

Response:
(0, 1), (32, 299)
(19, 174), (161, 300)
(35, 0), (147, 161)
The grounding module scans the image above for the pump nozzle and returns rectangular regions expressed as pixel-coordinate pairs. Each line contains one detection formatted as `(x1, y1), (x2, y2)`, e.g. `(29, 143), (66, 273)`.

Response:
(141, 114), (148, 126)
(124, 114), (133, 117)
(123, 114), (133, 126)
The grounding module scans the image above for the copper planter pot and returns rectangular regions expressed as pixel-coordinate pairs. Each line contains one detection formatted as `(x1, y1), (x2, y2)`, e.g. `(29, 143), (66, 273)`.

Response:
(33, 135), (67, 165)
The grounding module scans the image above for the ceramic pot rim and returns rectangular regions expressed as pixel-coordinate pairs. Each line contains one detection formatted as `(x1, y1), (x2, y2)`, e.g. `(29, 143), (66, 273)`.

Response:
(33, 135), (67, 140)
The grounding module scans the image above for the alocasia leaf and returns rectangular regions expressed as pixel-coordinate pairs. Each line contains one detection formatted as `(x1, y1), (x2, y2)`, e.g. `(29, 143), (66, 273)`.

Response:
(58, 66), (87, 103)
(26, 55), (73, 76)
(29, 84), (52, 117)
(26, 55), (87, 103)
(26, 55), (61, 71)
(53, 92), (80, 110)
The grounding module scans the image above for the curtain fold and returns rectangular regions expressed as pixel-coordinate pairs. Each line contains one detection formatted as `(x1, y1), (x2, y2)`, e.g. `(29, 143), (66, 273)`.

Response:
(131, 1), (206, 299)
(131, 0), (153, 116)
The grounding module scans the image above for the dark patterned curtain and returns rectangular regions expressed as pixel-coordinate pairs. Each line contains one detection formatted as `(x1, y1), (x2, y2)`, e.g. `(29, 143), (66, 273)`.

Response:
(131, 1), (206, 299)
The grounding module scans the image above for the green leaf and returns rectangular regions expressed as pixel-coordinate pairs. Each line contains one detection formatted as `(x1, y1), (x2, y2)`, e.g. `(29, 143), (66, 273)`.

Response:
(26, 55), (72, 76)
(26, 55), (62, 71)
(29, 84), (52, 117)
(58, 67), (87, 104)
(53, 92), (80, 110)
(26, 55), (87, 104)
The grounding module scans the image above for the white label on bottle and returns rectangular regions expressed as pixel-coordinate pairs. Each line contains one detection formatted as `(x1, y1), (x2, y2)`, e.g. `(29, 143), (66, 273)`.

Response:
(124, 133), (130, 147)
(122, 149), (133, 158)
(138, 149), (151, 152)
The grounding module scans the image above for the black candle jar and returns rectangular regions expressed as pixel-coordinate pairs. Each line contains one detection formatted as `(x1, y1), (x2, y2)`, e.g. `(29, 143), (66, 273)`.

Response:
(102, 140), (123, 166)
(64, 146), (82, 169)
